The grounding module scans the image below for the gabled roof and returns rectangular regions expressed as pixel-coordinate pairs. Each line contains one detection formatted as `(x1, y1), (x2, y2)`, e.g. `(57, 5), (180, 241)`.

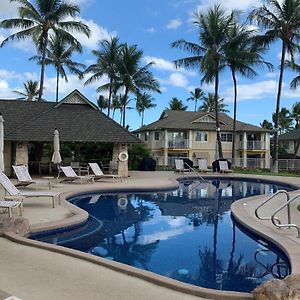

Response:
(134, 110), (271, 133)
(0, 90), (140, 143)
(278, 129), (300, 141)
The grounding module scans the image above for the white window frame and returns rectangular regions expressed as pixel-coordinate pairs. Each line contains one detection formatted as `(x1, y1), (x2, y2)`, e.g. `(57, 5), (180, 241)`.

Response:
(195, 131), (208, 142)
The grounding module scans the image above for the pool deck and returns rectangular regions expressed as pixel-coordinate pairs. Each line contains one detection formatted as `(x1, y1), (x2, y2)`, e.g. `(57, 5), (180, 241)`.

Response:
(1, 171), (300, 300)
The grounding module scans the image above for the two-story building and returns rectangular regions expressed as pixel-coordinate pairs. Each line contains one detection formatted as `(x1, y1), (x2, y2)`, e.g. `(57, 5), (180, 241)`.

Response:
(134, 110), (271, 169)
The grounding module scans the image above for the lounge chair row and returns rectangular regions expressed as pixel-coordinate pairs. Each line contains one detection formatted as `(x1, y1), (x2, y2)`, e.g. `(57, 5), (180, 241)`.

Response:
(175, 159), (233, 173)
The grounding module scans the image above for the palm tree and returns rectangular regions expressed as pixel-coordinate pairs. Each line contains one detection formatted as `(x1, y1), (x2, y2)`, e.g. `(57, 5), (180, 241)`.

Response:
(136, 93), (156, 127)
(84, 37), (124, 117)
(14, 80), (39, 101)
(111, 94), (122, 120)
(260, 119), (274, 130)
(187, 88), (205, 111)
(198, 93), (229, 113)
(0, 0), (90, 101)
(97, 95), (109, 112)
(249, 0), (300, 172)
(224, 22), (273, 166)
(291, 102), (300, 129)
(30, 35), (85, 102)
(167, 97), (188, 110)
(112, 44), (160, 127)
(119, 96), (133, 126)
(272, 107), (293, 134)
(171, 5), (234, 159)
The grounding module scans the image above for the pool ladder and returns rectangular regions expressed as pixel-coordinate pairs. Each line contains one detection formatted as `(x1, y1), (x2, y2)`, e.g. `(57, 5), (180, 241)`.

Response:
(255, 190), (300, 237)
(183, 164), (207, 195)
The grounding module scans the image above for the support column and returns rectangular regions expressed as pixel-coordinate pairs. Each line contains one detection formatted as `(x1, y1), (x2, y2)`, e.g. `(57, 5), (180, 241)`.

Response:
(243, 132), (247, 168)
(188, 130), (193, 160)
(112, 143), (128, 178)
(164, 130), (168, 166)
(15, 141), (28, 166)
(265, 132), (271, 169)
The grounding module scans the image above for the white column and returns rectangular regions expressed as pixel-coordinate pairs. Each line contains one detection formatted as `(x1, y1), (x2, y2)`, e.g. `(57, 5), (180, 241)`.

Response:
(243, 132), (247, 168)
(164, 130), (168, 166)
(188, 130), (193, 160)
(265, 132), (271, 169)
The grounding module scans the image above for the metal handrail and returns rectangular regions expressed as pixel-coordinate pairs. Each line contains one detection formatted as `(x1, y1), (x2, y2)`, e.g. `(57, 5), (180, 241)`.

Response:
(254, 190), (290, 225)
(184, 164), (206, 182)
(271, 194), (300, 237)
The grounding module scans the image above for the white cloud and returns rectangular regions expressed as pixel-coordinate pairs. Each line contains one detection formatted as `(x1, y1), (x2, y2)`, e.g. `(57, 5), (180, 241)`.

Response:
(144, 56), (196, 76)
(0, 0), (19, 18)
(146, 27), (156, 33)
(169, 73), (188, 87)
(166, 18), (182, 30)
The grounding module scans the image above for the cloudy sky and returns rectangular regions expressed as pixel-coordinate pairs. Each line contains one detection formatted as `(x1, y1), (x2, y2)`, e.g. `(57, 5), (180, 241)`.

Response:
(0, 0), (298, 129)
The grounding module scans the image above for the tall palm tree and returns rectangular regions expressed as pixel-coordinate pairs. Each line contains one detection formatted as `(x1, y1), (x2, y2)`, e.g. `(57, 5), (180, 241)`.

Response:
(224, 22), (273, 166)
(172, 5), (234, 159)
(136, 93), (156, 126)
(97, 95), (109, 112)
(272, 107), (293, 134)
(198, 93), (229, 113)
(85, 37), (124, 117)
(112, 44), (160, 127)
(30, 35), (85, 102)
(111, 94), (122, 120)
(0, 0), (90, 101)
(14, 79), (39, 101)
(187, 88), (205, 111)
(249, 0), (300, 172)
(167, 97), (188, 110)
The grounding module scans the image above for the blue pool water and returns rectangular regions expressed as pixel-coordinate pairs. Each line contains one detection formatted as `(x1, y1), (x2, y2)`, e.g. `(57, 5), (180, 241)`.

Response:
(31, 178), (295, 292)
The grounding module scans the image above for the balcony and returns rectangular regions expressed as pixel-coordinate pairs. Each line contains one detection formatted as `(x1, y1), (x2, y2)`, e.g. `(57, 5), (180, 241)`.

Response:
(239, 141), (266, 150)
(168, 139), (189, 149)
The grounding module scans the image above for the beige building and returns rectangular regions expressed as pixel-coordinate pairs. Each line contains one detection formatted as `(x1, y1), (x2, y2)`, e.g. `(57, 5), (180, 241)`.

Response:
(278, 129), (300, 157)
(134, 110), (271, 169)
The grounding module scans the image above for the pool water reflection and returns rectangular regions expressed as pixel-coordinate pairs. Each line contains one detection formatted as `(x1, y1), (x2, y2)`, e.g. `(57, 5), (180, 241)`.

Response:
(32, 179), (294, 292)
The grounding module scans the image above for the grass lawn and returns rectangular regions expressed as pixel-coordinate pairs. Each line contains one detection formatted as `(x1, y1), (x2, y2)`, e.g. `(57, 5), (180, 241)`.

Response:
(234, 169), (300, 178)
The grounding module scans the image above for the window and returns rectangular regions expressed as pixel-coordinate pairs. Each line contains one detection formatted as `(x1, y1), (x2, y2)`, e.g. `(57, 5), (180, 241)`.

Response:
(144, 132), (149, 141)
(136, 133), (140, 139)
(154, 131), (159, 141)
(195, 132), (208, 142)
(220, 133), (233, 142)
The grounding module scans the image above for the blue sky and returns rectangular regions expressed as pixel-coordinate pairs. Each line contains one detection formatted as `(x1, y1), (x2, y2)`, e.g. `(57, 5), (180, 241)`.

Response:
(0, 0), (299, 130)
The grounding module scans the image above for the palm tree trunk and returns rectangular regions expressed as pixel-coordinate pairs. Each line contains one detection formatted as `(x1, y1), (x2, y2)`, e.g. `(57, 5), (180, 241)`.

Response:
(273, 41), (286, 173)
(56, 69), (59, 102)
(38, 32), (48, 102)
(231, 69), (237, 167)
(122, 89), (128, 127)
(112, 108), (115, 119)
(107, 79), (113, 117)
(141, 111), (144, 126)
(214, 64), (223, 159)
(194, 100), (197, 112)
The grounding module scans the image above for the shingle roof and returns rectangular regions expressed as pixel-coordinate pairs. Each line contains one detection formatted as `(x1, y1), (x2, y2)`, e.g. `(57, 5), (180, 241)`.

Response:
(133, 110), (271, 133)
(278, 129), (300, 141)
(0, 93), (140, 143)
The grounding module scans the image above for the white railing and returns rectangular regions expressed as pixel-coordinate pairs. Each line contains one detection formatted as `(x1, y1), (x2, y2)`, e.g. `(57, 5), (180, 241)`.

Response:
(168, 139), (189, 149)
(239, 141), (266, 150)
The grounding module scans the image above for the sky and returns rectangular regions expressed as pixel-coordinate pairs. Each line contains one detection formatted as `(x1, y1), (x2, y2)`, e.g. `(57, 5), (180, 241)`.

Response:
(0, 0), (299, 130)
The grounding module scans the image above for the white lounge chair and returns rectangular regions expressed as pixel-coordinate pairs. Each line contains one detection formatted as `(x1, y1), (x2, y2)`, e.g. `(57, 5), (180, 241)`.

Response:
(88, 162), (122, 182)
(0, 172), (60, 208)
(219, 161), (233, 173)
(0, 200), (23, 218)
(197, 159), (210, 172)
(175, 159), (190, 173)
(12, 165), (51, 190)
(60, 166), (94, 184)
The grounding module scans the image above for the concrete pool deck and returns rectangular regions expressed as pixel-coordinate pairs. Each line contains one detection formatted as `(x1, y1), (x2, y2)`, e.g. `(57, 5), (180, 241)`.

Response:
(1, 171), (300, 300)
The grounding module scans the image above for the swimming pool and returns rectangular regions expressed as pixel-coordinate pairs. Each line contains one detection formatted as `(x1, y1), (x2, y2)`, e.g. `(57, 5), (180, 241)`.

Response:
(31, 178), (295, 293)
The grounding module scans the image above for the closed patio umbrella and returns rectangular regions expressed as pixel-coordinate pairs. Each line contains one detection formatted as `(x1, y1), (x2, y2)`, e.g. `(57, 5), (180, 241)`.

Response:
(0, 114), (4, 172)
(52, 129), (62, 177)
(214, 138), (219, 161)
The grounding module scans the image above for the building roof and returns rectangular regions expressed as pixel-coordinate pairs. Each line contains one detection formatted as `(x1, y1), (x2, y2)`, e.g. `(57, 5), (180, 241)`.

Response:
(0, 89), (140, 143)
(133, 110), (271, 133)
(278, 129), (300, 141)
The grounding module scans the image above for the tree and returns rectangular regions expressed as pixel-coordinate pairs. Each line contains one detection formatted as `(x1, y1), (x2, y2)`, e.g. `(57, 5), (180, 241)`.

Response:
(260, 119), (273, 130)
(0, 0), (90, 101)
(97, 95), (109, 112)
(224, 21), (272, 166)
(112, 44), (160, 127)
(30, 35), (85, 102)
(187, 88), (205, 111)
(167, 97), (188, 110)
(14, 79), (39, 101)
(249, 0), (300, 172)
(198, 93), (229, 113)
(272, 107), (293, 134)
(84, 37), (124, 117)
(136, 93), (156, 127)
(111, 94), (122, 120)
(291, 102), (300, 129)
(172, 5), (234, 159)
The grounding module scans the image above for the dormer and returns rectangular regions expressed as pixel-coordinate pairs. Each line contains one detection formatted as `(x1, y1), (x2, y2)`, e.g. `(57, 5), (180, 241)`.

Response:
(192, 113), (226, 125)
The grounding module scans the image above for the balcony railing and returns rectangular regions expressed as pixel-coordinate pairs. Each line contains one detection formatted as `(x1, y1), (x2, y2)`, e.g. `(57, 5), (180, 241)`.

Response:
(239, 141), (266, 150)
(168, 139), (189, 149)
